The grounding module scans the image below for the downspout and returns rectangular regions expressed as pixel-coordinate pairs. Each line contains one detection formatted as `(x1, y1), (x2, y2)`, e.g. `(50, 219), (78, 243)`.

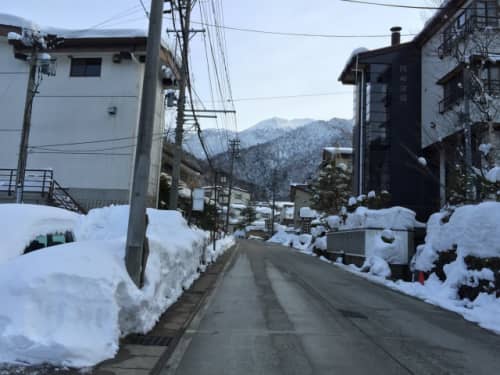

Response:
(352, 55), (365, 195)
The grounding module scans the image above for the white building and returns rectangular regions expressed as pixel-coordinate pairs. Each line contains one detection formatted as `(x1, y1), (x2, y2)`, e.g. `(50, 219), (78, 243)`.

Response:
(418, 0), (500, 204)
(203, 185), (251, 207)
(0, 14), (179, 210)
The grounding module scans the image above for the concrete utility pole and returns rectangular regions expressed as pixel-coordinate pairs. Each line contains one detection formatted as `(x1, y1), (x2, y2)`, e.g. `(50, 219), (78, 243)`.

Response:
(15, 44), (39, 203)
(169, 0), (193, 210)
(125, 0), (164, 288)
(224, 138), (240, 233)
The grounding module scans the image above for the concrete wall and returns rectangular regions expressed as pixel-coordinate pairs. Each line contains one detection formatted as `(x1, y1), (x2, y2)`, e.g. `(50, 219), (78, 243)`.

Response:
(0, 37), (165, 208)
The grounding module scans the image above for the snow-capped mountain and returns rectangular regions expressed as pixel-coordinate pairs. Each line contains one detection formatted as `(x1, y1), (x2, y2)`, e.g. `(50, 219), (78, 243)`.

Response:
(183, 117), (315, 159)
(211, 118), (353, 199)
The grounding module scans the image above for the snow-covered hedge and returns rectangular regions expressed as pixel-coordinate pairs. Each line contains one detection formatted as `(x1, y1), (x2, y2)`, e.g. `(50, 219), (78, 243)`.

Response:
(414, 202), (500, 272)
(0, 205), (234, 367)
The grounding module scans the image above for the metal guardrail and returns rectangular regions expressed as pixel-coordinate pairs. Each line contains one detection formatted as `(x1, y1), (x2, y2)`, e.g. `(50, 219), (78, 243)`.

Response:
(0, 168), (86, 214)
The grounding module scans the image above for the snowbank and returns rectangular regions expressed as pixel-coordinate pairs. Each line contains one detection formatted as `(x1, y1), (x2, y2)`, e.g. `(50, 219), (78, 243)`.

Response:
(343, 206), (418, 230)
(0, 204), (81, 265)
(0, 205), (233, 367)
(335, 263), (500, 334)
(332, 202), (500, 334)
(415, 202), (500, 271)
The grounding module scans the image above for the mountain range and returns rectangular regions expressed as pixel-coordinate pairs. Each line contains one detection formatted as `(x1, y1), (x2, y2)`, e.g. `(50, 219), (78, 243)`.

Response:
(183, 117), (315, 159)
(188, 117), (353, 200)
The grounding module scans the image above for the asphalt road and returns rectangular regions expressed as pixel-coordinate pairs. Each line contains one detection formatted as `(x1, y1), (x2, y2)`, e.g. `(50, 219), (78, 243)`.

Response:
(165, 239), (500, 375)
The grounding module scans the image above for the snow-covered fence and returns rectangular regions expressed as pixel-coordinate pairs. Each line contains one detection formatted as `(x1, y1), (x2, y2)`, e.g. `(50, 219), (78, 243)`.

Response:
(326, 228), (415, 264)
(326, 206), (422, 279)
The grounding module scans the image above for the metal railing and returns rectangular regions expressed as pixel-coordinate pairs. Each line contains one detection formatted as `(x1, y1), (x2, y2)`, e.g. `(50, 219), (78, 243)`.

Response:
(49, 180), (87, 214)
(0, 168), (53, 197)
(0, 168), (86, 214)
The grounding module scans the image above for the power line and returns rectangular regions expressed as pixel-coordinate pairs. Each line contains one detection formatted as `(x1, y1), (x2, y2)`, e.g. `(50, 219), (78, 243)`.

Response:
(339, 0), (452, 10)
(167, 16), (417, 38)
(220, 92), (353, 102)
(28, 131), (169, 148)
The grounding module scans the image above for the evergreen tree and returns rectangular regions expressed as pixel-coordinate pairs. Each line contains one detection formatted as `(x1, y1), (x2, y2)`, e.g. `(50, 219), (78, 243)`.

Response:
(240, 206), (257, 227)
(311, 159), (352, 214)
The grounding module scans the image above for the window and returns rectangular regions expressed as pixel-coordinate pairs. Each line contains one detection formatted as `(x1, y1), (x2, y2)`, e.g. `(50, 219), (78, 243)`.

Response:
(440, 71), (464, 112)
(70, 58), (102, 77)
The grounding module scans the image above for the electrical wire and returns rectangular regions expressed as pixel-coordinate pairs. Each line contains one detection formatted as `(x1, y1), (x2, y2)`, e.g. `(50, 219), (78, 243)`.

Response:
(339, 0), (451, 10)
(166, 16), (417, 38)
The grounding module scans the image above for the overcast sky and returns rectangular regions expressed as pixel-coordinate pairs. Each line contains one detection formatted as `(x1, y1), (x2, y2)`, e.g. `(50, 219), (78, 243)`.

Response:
(3, 0), (434, 131)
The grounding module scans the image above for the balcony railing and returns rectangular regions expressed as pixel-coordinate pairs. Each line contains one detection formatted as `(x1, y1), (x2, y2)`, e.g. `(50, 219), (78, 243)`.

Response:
(438, 15), (499, 58)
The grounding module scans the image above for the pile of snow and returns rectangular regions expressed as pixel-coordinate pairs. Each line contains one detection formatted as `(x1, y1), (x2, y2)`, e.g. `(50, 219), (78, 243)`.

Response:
(326, 215), (341, 230)
(485, 166), (500, 183)
(268, 228), (297, 247)
(299, 206), (317, 218)
(0, 204), (80, 265)
(342, 206), (419, 230)
(332, 202), (500, 334)
(360, 256), (392, 278)
(0, 204), (233, 367)
(414, 202), (500, 271)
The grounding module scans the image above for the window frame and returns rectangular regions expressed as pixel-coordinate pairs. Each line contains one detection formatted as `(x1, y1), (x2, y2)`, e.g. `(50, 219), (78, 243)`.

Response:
(69, 57), (103, 77)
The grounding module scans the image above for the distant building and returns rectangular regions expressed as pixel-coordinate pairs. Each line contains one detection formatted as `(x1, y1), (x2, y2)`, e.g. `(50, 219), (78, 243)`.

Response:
(339, 27), (435, 220)
(0, 14), (180, 211)
(322, 147), (353, 172)
(203, 185), (251, 207)
(290, 183), (313, 227)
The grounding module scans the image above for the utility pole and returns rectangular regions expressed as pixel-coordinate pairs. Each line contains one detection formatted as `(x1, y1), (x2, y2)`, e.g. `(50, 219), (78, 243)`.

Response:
(270, 169), (277, 236)
(169, 0), (193, 210)
(15, 44), (39, 203)
(463, 68), (474, 202)
(125, 0), (164, 288)
(15, 32), (61, 203)
(224, 138), (240, 233)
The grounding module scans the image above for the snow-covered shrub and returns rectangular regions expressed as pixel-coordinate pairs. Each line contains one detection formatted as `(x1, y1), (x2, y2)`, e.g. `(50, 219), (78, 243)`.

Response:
(360, 256), (391, 278)
(413, 202), (500, 301)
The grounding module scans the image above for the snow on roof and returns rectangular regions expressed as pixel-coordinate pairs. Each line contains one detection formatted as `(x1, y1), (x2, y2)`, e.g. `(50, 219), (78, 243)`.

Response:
(0, 13), (39, 30)
(0, 13), (147, 39)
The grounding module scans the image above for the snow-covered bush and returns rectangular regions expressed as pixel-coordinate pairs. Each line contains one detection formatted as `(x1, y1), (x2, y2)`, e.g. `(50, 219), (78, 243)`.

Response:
(360, 256), (391, 278)
(413, 202), (500, 300)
